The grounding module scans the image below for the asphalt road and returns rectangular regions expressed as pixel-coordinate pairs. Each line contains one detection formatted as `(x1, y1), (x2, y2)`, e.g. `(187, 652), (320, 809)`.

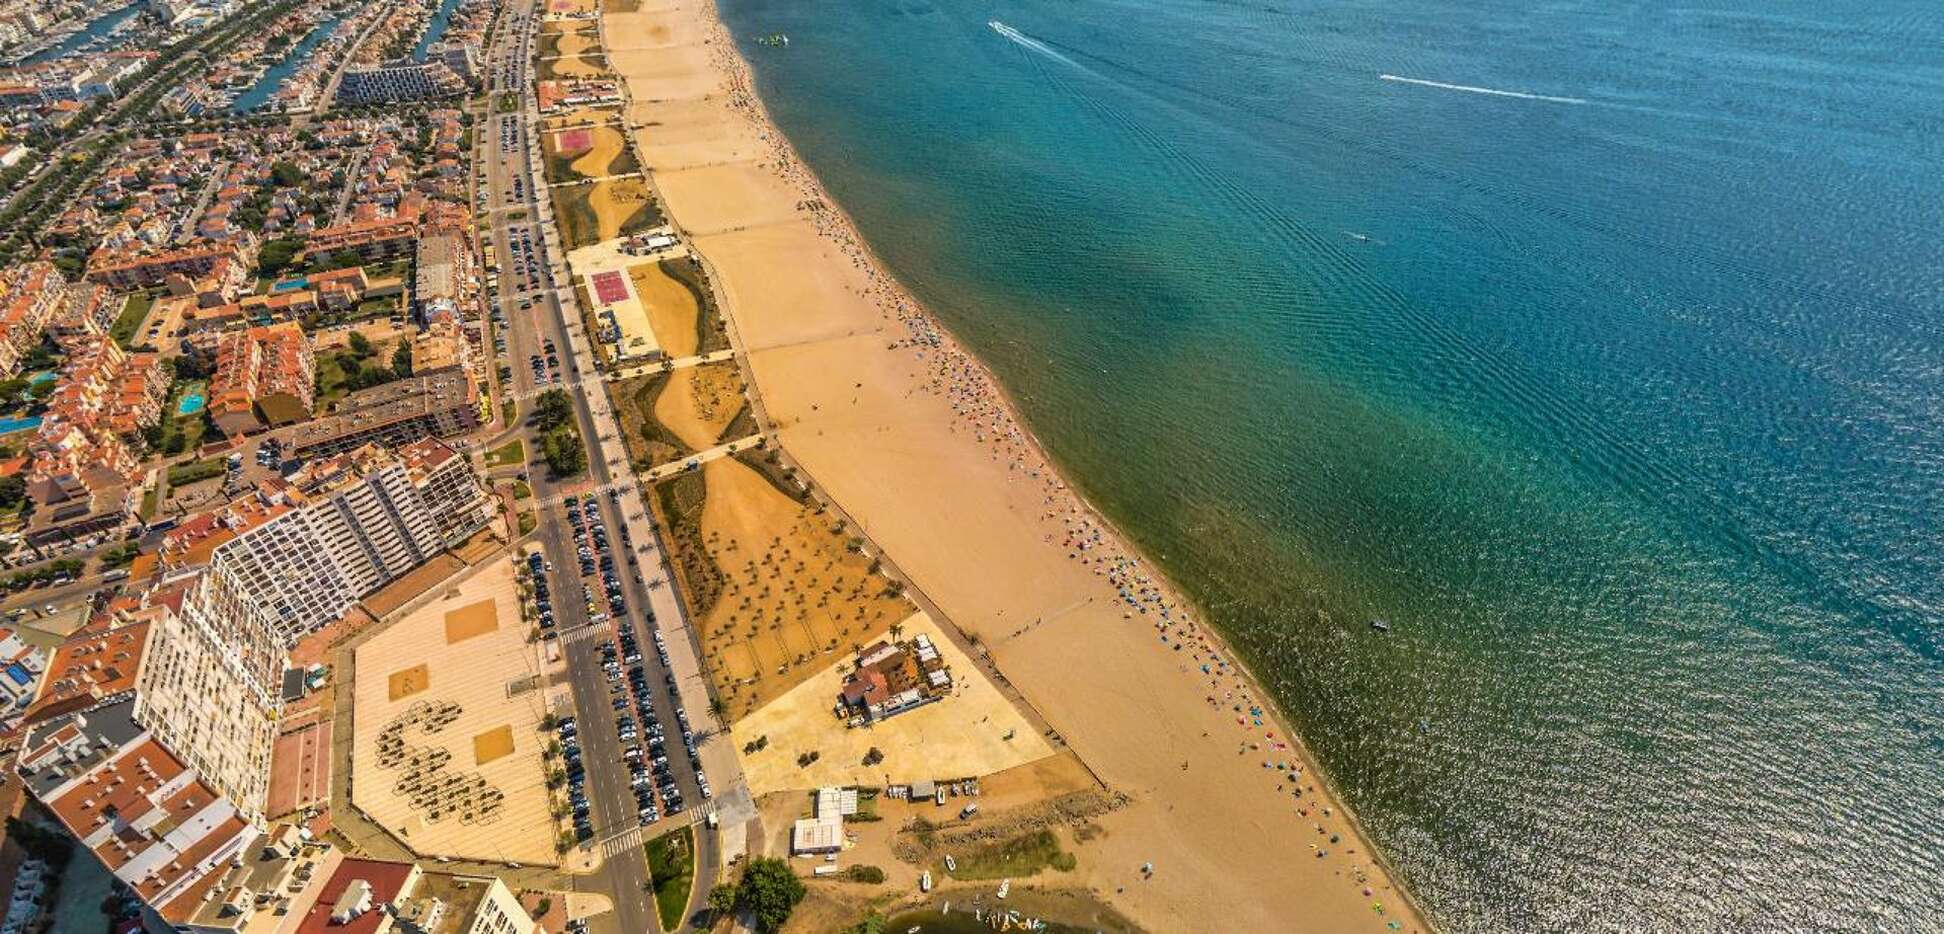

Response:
(479, 2), (724, 928)
(476, 7), (651, 934)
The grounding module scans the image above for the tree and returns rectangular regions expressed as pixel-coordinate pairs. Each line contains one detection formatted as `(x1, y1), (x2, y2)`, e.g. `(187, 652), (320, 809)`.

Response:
(0, 475), (25, 510)
(533, 389), (574, 431)
(707, 883), (738, 916)
(258, 237), (305, 277)
(735, 858), (804, 933)
(269, 160), (303, 187)
(346, 332), (373, 357)
(543, 428), (586, 478)
(391, 341), (412, 378)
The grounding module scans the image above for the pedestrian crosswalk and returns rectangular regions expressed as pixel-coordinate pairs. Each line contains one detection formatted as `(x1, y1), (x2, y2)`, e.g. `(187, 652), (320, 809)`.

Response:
(598, 825), (644, 857)
(556, 624), (610, 646)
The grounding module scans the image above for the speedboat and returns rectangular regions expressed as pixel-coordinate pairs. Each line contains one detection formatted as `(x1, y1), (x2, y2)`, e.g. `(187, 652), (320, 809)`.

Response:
(1370, 618), (1391, 632)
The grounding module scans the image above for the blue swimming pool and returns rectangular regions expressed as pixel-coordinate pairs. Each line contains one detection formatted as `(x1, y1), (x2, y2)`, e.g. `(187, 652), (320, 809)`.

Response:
(0, 415), (42, 435)
(176, 382), (208, 416)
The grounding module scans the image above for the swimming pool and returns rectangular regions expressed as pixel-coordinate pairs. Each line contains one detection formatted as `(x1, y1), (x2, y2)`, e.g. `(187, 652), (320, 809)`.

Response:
(0, 415), (42, 435)
(176, 382), (208, 416)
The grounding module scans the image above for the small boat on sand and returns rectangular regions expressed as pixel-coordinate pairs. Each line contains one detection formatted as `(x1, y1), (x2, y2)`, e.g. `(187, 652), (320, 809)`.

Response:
(921, 869), (933, 892)
(945, 854), (957, 873)
(997, 879), (1010, 899)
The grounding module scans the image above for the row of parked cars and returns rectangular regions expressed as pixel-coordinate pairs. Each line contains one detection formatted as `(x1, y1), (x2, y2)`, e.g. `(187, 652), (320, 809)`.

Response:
(555, 713), (595, 843)
(576, 492), (718, 826)
(526, 551), (556, 631)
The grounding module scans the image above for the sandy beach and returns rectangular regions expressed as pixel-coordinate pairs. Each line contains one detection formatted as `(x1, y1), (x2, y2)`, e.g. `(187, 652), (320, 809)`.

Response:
(600, 1), (1432, 929)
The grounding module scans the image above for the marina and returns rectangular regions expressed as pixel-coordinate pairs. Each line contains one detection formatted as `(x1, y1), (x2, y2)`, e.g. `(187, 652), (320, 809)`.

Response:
(229, 11), (348, 113)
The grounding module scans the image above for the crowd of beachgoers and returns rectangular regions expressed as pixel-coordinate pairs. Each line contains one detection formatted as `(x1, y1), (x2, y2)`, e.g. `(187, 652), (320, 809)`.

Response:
(672, 14), (1410, 921)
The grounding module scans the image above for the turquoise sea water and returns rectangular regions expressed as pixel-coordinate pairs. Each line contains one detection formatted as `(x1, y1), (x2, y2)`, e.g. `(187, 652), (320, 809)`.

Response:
(714, 0), (1944, 929)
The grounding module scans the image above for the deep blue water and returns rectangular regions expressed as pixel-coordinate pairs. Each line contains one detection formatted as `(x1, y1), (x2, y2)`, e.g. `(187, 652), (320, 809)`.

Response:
(713, 0), (1944, 929)
(232, 14), (345, 112)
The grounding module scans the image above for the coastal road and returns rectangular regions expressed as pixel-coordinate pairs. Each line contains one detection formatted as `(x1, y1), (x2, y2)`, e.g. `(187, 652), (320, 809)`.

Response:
(506, 8), (759, 924)
(477, 5), (652, 933)
(481, 0), (739, 927)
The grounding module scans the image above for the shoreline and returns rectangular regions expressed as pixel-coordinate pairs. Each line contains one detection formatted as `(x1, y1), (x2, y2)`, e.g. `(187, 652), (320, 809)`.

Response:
(600, 0), (1433, 929)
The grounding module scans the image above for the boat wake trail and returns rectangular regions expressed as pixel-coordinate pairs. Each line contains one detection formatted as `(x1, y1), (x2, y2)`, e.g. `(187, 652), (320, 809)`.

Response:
(989, 20), (1082, 70)
(1379, 73), (1589, 106)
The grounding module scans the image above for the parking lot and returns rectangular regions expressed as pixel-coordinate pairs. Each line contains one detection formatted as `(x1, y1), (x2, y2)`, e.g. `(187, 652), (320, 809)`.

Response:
(530, 490), (707, 850)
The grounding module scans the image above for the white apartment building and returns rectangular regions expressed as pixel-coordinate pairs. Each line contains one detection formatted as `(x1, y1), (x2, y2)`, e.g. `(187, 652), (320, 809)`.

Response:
(207, 438), (491, 642)
(130, 570), (282, 822)
(0, 626), (47, 715)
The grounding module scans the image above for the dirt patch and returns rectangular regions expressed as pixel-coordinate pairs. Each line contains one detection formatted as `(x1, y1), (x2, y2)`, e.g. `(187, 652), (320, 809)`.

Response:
(654, 361), (746, 451)
(389, 664), (430, 700)
(361, 552), (465, 618)
(473, 724), (515, 764)
(541, 53), (609, 81)
(656, 456), (914, 720)
(554, 178), (662, 249)
(891, 789), (1128, 871)
(629, 261), (701, 358)
(570, 124), (638, 179)
(444, 599), (499, 644)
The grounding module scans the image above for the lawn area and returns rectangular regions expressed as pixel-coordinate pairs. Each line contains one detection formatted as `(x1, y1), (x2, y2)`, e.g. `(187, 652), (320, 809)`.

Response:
(485, 438), (526, 468)
(166, 458), (225, 487)
(314, 340), (404, 409)
(109, 292), (154, 348)
(146, 381), (209, 456)
(517, 510), (537, 535)
(646, 827), (695, 932)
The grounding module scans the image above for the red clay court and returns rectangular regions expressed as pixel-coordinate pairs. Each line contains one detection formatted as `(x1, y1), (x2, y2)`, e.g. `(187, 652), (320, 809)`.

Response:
(267, 718), (331, 817)
(591, 270), (629, 305)
(554, 127), (593, 153)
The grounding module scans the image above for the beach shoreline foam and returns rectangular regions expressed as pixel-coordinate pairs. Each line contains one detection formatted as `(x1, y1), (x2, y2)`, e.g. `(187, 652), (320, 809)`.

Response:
(598, 0), (1434, 929)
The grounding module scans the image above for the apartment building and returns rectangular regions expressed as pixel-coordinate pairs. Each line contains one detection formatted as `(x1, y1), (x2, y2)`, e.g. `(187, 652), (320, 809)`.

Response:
(44, 335), (169, 439)
(0, 262), (66, 376)
(208, 322), (315, 436)
(130, 570), (283, 821)
(303, 216), (417, 263)
(288, 369), (479, 457)
(334, 60), (465, 107)
(413, 231), (466, 322)
(0, 627), (46, 716)
(13, 699), (263, 926)
(182, 439), (491, 641)
(46, 281), (120, 350)
(86, 240), (256, 291)
(396, 437), (490, 549)
(22, 417), (142, 546)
